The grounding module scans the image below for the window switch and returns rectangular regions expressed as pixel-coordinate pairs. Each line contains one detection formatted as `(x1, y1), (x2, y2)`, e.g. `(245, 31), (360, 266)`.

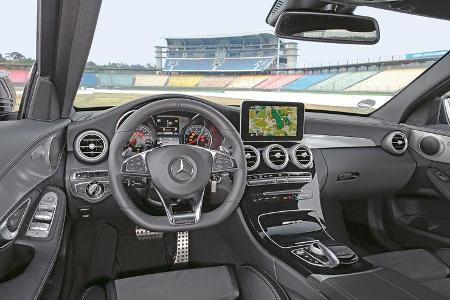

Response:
(34, 211), (53, 222)
(29, 222), (50, 231)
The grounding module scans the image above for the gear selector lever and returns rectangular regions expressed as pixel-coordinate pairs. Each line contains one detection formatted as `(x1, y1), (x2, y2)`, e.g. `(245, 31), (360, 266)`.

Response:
(308, 242), (340, 268)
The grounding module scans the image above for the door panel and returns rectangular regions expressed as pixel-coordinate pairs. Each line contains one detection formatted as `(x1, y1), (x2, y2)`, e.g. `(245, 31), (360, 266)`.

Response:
(0, 119), (69, 299)
(384, 127), (450, 249)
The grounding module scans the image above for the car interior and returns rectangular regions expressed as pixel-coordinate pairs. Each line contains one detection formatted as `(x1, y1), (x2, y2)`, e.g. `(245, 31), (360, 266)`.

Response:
(2, 0), (450, 299)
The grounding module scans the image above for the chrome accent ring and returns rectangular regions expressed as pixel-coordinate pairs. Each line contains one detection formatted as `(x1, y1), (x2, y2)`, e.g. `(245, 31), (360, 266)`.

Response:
(289, 144), (313, 169)
(384, 131), (408, 154)
(244, 145), (261, 171)
(74, 130), (109, 163)
(263, 144), (289, 170)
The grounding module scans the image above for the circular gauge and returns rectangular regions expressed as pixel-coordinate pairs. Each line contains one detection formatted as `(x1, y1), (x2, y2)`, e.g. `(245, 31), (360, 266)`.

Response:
(128, 125), (155, 152)
(183, 125), (213, 148)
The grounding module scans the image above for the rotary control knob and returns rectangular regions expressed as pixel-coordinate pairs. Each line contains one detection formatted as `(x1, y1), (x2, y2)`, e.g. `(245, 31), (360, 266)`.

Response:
(85, 181), (105, 199)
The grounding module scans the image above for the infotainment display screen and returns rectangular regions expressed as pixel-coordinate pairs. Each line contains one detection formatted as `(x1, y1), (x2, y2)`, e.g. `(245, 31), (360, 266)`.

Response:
(241, 101), (304, 141)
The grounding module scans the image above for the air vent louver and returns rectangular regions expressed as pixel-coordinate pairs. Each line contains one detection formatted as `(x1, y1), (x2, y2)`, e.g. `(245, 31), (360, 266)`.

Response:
(244, 145), (260, 171)
(290, 145), (313, 169)
(263, 144), (289, 170)
(74, 130), (109, 163)
(382, 131), (408, 155)
(392, 133), (407, 152)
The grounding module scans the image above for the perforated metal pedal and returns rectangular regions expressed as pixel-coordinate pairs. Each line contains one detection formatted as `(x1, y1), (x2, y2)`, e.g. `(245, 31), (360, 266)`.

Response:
(173, 231), (189, 264)
(135, 226), (164, 241)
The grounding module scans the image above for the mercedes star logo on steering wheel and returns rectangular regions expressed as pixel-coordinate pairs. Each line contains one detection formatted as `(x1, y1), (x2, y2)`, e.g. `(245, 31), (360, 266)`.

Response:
(170, 158), (195, 181)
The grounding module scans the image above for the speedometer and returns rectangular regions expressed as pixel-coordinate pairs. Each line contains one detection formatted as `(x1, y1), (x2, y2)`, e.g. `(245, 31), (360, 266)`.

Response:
(183, 125), (212, 148)
(128, 125), (155, 152)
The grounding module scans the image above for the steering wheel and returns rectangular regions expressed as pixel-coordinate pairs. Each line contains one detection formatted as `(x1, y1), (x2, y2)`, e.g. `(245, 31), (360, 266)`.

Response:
(109, 97), (247, 232)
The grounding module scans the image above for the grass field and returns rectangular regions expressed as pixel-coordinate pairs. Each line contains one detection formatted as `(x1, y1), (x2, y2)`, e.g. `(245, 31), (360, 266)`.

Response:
(75, 92), (375, 114)
(14, 90), (377, 115)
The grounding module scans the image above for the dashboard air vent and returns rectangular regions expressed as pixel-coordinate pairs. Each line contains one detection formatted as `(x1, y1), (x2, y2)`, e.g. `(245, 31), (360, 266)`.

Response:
(244, 145), (260, 171)
(392, 133), (407, 152)
(382, 131), (408, 155)
(290, 145), (313, 169)
(263, 144), (289, 170)
(74, 130), (109, 163)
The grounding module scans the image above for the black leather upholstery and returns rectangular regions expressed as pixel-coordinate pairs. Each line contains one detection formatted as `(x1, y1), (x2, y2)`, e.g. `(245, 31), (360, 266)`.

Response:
(81, 286), (107, 300)
(365, 249), (450, 282)
(365, 249), (450, 297)
(236, 265), (289, 300)
(315, 268), (448, 300)
(82, 265), (288, 300)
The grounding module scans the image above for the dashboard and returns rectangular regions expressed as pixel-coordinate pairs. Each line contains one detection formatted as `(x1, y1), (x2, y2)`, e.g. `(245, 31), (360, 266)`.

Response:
(120, 112), (225, 153)
(65, 95), (417, 221)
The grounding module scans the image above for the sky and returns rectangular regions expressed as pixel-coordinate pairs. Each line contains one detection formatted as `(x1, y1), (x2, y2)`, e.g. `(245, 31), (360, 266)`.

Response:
(2, 0), (450, 67)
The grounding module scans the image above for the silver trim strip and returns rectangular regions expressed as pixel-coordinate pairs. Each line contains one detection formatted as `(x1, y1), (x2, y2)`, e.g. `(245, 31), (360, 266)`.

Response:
(302, 134), (376, 149)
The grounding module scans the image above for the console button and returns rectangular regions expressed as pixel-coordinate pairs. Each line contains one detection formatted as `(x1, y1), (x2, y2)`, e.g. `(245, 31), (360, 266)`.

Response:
(125, 156), (147, 173)
(213, 153), (234, 171)
(296, 189), (313, 200)
(29, 222), (50, 231)
(38, 192), (58, 211)
(26, 229), (49, 238)
(276, 177), (288, 184)
(34, 211), (54, 222)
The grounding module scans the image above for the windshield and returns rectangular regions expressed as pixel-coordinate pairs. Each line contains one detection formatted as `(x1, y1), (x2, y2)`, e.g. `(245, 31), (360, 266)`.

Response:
(0, 0), (37, 112)
(72, 0), (450, 115)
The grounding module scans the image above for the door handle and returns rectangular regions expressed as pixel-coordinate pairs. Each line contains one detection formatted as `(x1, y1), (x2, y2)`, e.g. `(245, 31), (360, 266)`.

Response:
(337, 172), (359, 182)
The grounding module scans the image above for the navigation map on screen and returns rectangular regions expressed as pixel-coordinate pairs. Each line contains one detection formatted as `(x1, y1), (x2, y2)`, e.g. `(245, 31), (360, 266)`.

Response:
(248, 105), (298, 137)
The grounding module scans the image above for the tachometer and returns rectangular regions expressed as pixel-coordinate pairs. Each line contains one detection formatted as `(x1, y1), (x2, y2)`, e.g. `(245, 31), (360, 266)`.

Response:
(183, 125), (212, 148)
(127, 125), (155, 152)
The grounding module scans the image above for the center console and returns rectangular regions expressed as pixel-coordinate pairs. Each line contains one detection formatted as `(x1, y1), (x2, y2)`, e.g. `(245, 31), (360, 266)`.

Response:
(239, 101), (371, 276)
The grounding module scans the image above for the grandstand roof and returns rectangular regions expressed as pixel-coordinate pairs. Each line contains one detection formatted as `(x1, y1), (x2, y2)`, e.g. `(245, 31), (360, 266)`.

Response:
(165, 32), (280, 44)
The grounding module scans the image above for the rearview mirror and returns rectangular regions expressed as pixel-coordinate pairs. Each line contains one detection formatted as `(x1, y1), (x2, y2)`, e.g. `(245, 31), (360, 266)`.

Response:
(275, 11), (380, 45)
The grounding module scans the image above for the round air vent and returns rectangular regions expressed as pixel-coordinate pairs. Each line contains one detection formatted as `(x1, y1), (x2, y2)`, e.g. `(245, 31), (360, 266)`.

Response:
(382, 131), (408, 155)
(74, 130), (109, 163)
(263, 144), (289, 170)
(290, 144), (313, 169)
(244, 145), (260, 171)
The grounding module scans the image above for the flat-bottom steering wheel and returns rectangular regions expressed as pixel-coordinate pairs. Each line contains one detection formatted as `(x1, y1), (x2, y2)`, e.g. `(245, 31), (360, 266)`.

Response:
(109, 97), (246, 232)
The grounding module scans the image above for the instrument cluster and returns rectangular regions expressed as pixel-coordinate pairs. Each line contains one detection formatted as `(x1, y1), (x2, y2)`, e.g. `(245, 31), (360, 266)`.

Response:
(123, 112), (224, 153)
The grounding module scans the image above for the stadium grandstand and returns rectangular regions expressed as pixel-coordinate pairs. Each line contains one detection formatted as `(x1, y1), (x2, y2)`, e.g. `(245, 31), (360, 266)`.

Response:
(156, 33), (298, 73)
(1, 45), (448, 102)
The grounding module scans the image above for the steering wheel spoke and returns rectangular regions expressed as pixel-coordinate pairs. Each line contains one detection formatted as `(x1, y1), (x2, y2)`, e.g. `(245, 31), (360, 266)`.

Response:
(154, 187), (205, 225)
(210, 147), (238, 174)
(121, 151), (151, 178)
